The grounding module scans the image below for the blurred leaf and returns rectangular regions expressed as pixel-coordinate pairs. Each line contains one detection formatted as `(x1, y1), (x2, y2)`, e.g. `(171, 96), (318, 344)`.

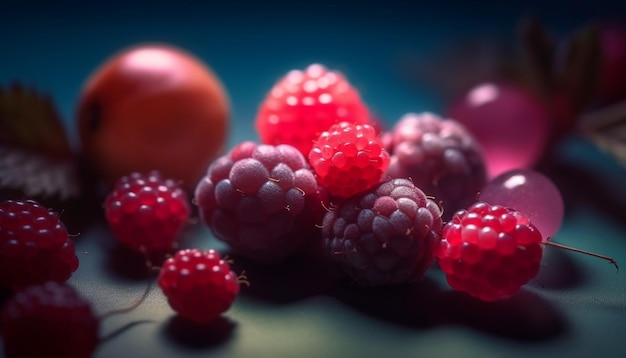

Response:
(580, 100), (626, 168)
(0, 83), (72, 159)
(517, 17), (557, 99)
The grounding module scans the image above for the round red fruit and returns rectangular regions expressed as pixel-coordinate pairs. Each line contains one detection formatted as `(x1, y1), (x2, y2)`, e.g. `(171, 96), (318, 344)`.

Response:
(0, 200), (78, 290)
(104, 171), (190, 252)
(76, 43), (230, 192)
(158, 249), (240, 324)
(436, 202), (543, 301)
(256, 64), (371, 156)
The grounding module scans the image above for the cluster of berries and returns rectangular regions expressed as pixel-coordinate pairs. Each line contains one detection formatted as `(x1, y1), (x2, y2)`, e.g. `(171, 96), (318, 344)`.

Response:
(0, 62), (610, 358)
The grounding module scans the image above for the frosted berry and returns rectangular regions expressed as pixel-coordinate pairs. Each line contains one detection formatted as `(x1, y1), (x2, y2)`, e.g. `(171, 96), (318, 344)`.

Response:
(158, 249), (240, 324)
(309, 121), (389, 198)
(256, 64), (371, 156)
(385, 113), (487, 220)
(436, 202), (543, 301)
(0, 200), (78, 290)
(1, 281), (99, 358)
(323, 178), (442, 286)
(195, 141), (327, 263)
(104, 171), (190, 252)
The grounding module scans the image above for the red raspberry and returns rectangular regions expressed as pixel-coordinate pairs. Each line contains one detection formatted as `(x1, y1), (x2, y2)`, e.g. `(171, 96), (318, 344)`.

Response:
(158, 249), (240, 324)
(436, 202), (543, 301)
(385, 112), (487, 220)
(323, 178), (442, 286)
(195, 141), (327, 263)
(104, 171), (190, 252)
(1, 281), (99, 358)
(255, 64), (371, 156)
(309, 121), (390, 199)
(0, 200), (78, 290)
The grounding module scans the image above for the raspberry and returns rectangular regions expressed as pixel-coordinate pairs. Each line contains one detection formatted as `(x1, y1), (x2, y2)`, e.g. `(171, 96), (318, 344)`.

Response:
(1, 281), (99, 358)
(436, 202), (543, 301)
(195, 141), (327, 263)
(385, 112), (487, 220)
(158, 249), (240, 324)
(0, 200), (78, 290)
(309, 121), (390, 199)
(322, 178), (442, 286)
(255, 64), (371, 156)
(104, 171), (190, 252)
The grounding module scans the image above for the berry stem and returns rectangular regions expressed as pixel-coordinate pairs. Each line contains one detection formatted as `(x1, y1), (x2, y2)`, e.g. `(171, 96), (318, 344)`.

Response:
(543, 240), (619, 272)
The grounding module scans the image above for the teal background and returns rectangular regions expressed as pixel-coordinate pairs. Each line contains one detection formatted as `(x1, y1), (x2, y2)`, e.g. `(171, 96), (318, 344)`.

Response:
(1, 1), (626, 357)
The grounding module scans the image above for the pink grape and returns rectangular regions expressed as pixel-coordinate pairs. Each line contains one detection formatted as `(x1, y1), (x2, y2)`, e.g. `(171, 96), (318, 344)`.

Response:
(447, 81), (551, 178)
(480, 169), (564, 241)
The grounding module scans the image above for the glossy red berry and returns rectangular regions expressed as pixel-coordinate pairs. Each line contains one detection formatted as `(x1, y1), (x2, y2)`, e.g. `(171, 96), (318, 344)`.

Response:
(158, 249), (241, 324)
(1, 281), (99, 358)
(0, 200), (79, 290)
(104, 171), (190, 252)
(256, 64), (371, 156)
(436, 202), (543, 301)
(309, 121), (389, 199)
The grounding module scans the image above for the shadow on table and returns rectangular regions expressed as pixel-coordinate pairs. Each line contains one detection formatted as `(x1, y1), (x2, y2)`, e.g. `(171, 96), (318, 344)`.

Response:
(228, 251), (344, 304)
(161, 315), (237, 349)
(332, 277), (566, 342)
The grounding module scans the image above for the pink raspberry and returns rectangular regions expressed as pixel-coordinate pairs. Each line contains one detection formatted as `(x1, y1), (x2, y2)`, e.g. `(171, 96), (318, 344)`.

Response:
(195, 142), (327, 263)
(309, 121), (390, 199)
(255, 64), (372, 156)
(0, 199), (78, 290)
(104, 171), (190, 252)
(1, 281), (99, 358)
(436, 202), (543, 301)
(158, 249), (241, 324)
(323, 178), (442, 286)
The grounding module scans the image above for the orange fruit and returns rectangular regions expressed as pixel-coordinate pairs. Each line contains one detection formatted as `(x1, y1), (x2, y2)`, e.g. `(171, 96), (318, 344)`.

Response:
(76, 43), (229, 192)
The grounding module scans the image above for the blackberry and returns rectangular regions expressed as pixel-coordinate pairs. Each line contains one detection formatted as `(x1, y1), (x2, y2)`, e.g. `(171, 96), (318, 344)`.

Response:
(322, 178), (442, 286)
(195, 142), (327, 263)
(385, 112), (487, 219)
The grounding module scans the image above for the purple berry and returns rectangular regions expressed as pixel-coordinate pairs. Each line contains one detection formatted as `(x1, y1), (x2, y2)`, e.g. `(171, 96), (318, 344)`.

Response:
(322, 178), (442, 286)
(385, 113), (487, 220)
(195, 141), (327, 263)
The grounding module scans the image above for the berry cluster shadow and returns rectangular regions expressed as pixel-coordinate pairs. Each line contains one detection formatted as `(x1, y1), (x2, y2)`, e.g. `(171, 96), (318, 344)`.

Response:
(160, 315), (237, 350)
(330, 276), (567, 342)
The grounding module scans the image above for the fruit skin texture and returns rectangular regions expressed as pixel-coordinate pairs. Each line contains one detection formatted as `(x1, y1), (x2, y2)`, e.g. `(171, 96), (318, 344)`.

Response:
(1, 281), (99, 358)
(195, 141), (328, 264)
(76, 43), (229, 192)
(255, 63), (371, 157)
(385, 113), (487, 220)
(436, 202), (543, 302)
(0, 200), (79, 290)
(309, 121), (390, 199)
(322, 178), (442, 286)
(158, 249), (240, 324)
(104, 171), (190, 252)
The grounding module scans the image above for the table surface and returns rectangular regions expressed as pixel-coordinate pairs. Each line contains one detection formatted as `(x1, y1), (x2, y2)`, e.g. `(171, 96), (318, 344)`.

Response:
(1, 2), (626, 357)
